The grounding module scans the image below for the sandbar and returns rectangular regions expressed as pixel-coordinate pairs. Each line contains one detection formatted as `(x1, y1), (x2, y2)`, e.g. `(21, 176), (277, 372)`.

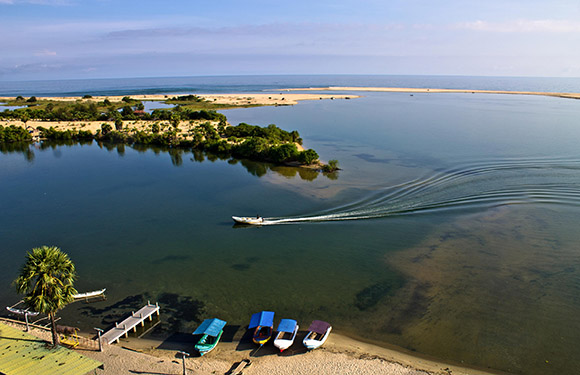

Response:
(0, 93), (358, 106)
(282, 86), (580, 100)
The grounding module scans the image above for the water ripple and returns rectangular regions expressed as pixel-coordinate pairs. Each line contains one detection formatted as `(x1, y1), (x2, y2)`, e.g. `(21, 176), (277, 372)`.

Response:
(265, 157), (580, 224)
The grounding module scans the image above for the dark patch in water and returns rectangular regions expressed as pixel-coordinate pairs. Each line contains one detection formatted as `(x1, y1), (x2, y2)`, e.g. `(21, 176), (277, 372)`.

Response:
(231, 263), (250, 271)
(353, 153), (392, 164)
(78, 294), (148, 328)
(412, 245), (438, 263)
(381, 282), (432, 334)
(155, 292), (205, 333)
(154, 255), (190, 264)
(355, 278), (404, 311)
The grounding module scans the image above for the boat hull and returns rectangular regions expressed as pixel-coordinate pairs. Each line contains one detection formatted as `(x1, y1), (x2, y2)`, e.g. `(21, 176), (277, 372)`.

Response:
(252, 326), (273, 346)
(232, 216), (265, 225)
(195, 330), (223, 356)
(303, 326), (332, 350)
(274, 325), (299, 351)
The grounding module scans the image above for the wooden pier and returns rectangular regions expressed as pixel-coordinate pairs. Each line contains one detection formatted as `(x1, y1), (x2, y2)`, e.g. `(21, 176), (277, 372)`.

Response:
(101, 302), (160, 344)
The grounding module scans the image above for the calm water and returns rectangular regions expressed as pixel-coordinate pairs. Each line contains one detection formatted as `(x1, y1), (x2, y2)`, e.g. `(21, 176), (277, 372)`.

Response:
(1, 76), (580, 375)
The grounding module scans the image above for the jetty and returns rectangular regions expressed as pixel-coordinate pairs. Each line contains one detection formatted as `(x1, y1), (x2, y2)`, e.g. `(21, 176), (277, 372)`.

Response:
(101, 302), (160, 344)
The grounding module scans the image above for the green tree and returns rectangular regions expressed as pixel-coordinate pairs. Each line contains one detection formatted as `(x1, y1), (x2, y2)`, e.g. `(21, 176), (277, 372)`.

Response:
(115, 118), (123, 131)
(298, 149), (319, 165)
(101, 123), (112, 135)
(14, 246), (77, 346)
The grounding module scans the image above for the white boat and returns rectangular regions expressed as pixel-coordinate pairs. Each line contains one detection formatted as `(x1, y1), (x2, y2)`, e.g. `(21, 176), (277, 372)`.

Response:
(303, 320), (332, 350)
(6, 306), (40, 317)
(274, 319), (298, 352)
(232, 216), (265, 225)
(73, 288), (106, 300)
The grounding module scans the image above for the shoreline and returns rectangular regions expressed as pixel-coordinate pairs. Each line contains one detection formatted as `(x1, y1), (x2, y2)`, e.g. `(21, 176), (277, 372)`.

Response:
(0, 93), (358, 107)
(281, 86), (580, 100)
(1, 318), (500, 375)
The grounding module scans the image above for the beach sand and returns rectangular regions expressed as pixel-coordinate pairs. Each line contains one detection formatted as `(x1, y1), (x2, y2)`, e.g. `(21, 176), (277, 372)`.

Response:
(1, 319), (498, 375)
(281, 86), (580, 100)
(0, 93), (357, 106)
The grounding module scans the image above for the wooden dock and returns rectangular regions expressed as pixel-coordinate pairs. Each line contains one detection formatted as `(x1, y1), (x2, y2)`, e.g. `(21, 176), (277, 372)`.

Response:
(101, 302), (160, 344)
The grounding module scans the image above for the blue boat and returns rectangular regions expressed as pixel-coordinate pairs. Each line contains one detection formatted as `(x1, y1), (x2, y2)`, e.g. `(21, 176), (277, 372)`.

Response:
(274, 319), (299, 352)
(248, 311), (275, 346)
(192, 318), (227, 355)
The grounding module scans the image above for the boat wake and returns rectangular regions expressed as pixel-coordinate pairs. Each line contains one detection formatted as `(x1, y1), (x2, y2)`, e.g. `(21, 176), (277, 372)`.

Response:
(262, 157), (580, 225)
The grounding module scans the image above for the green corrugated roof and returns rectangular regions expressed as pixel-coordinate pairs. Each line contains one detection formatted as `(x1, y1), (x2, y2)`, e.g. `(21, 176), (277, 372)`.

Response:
(0, 322), (103, 375)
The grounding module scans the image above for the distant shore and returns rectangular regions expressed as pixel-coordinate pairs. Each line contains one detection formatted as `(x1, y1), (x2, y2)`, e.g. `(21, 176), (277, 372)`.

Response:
(282, 86), (580, 100)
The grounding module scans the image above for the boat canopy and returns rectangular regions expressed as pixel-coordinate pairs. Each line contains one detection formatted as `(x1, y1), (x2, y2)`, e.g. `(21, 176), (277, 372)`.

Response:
(193, 318), (227, 337)
(249, 311), (275, 329)
(308, 320), (331, 334)
(276, 319), (297, 333)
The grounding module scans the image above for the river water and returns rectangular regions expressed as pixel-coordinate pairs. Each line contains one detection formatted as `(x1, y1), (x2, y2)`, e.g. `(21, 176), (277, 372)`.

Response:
(1, 76), (580, 374)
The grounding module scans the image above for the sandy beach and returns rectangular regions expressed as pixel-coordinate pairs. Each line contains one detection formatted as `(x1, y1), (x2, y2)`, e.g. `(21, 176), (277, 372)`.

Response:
(282, 86), (580, 100)
(0, 93), (357, 106)
(0, 318), (498, 375)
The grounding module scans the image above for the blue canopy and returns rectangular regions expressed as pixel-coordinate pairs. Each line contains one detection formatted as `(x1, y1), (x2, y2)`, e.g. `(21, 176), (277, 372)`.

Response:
(248, 311), (275, 329)
(276, 319), (297, 333)
(193, 318), (227, 337)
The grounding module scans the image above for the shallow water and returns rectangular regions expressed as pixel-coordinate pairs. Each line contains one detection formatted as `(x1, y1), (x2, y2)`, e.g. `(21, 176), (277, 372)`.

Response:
(1, 91), (580, 375)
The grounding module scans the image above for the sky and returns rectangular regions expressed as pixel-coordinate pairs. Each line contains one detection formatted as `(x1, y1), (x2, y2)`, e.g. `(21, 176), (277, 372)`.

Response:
(1, 0), (580, 81)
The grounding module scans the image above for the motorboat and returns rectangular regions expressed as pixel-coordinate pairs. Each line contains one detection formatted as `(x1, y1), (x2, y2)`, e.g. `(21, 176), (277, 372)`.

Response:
(249, 311), (275, 346)
(232, 216), (265, 225)
(273, 319), (298, 352)
(303, 320), (332, 350)
(192, 318), (227, 356)
(73, 288), (106, 301)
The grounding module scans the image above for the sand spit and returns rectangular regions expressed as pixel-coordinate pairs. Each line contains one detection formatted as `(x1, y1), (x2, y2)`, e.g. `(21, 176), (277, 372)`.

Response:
(0, 93), (358, 106)
(282, 86), (580, 100)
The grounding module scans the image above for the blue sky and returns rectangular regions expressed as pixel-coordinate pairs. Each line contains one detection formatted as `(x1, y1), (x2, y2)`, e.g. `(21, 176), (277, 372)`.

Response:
(1, 0), (579, 80)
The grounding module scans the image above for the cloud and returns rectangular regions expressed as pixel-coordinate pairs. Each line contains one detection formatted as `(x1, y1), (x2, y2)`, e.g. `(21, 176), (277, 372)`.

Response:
(34, 49), (57, 56)
(455, 19), (580, 33)
(0, 0), (72, 4)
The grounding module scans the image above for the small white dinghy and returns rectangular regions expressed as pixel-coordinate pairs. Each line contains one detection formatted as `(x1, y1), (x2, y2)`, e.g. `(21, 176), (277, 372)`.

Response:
(273, 319), (299, 352)
(303, 320), (332, 350)
(232, 216), (265, 225)
(73, 288), (106, 300)
(6, 306), (40, 317)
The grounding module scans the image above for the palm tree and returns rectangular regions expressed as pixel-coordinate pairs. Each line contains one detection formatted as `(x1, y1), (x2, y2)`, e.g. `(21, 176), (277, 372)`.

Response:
(14, 246), (77, 346)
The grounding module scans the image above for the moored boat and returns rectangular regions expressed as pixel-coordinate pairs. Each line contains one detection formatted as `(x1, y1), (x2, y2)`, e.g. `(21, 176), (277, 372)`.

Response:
(303, 320), (332, 350)
(232, 216), (265, 225)
(249, 311), (275, 346)
(273, 318), (299, 352)
(73, 288), (106, 300)
(192, 318), (227, 356)
(5, 306), (40, 317)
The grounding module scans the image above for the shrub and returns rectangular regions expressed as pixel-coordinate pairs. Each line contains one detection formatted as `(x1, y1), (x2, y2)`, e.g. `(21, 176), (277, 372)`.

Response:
(298, 149), (319, 165)
(101, 123), (112, 135)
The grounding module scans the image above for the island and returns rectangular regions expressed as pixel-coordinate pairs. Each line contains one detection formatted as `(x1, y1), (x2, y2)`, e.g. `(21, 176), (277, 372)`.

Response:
(0, 93), (348, 173)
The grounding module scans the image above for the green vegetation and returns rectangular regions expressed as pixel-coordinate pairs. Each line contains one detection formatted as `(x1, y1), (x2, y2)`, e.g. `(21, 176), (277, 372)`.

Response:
(0, 125), (32, 143)
(14, 246), (77, 346)
(322, 159), (340, 172)
(0, 97), (339, 171)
